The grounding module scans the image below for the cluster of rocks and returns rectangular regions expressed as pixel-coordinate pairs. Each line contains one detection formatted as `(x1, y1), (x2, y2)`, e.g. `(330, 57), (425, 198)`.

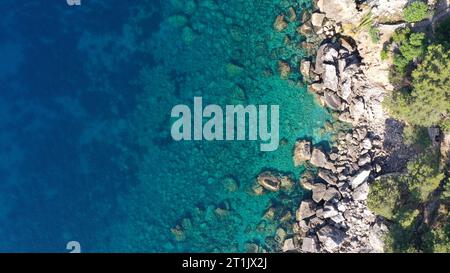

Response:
(297, 10), (342, 39)
(296, 8), (342, 57)
(286, 134), (387, 253)
(300, 39), (385, 131)
(279, 0), (395, 253)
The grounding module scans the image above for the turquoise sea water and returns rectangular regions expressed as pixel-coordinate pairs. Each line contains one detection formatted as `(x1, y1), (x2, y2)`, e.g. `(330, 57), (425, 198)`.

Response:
(0, 0), (331, 252)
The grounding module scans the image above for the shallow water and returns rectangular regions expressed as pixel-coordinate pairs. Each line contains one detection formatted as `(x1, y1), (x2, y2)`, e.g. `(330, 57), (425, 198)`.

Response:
(0, 0), (331, 252)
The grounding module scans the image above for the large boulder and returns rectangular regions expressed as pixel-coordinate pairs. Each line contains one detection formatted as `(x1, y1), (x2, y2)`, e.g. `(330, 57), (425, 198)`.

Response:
(323, 204), (339, 218)
(312, 183), (327, 203)
(368, 220), (389, 252)
(316, 225), (345, 252)
(296, 200), (317, 220)
(323, 187), (341, 202)
(318, 169), (337, 185)
(293, 140), (312, 166)
(350, 169), (371, 189)
(297, 21), (313, 36)
(282, 238), (297, 252)
(302, 236), (319, 253)
(300, 60), (311, 80)
(310, 148), (334, 171)
(317, 0), (357, 24)
(324, 90), (342, 110)
(314, 44), (338, 74)
(349, 99), (365, 122)
(339, 79), (352, 101)
(352, 182), (369, 201)
(311, 12), (326, 27)
(367, 0), (408, 20)
(323, 64), (339, 92)
(357, 153), (371, 166)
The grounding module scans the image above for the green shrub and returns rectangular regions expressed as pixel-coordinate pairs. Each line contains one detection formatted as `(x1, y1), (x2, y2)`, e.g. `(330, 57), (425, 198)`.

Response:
(402, 125), (431, 149)
(399, 32), (426, 61)
(403, 150), (444, 202)
(389, 28), (426, 75)
(423, 218), (450, 253)
(368, 175), (402, 220)
(397, 209), (420, 229)
(429, 229), (450, 253)
(403, 1), (430, 23)
(386, 44), (450, 130)
(380, 48), (390, 60)
(369, 25), (380, 43)
(392, 27), (412, 44)
(392, 54), (410, 73)
(435, 17), (450, 46)
(409, 44), (450, 130)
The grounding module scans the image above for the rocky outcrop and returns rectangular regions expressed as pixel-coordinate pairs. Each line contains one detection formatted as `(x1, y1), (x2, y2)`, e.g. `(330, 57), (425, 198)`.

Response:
(317, 0), (358, 24)
(281, 0), (403, 253)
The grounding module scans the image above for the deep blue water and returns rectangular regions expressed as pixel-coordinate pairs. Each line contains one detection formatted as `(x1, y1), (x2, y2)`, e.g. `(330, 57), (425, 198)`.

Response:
(0, 0), (331, 252)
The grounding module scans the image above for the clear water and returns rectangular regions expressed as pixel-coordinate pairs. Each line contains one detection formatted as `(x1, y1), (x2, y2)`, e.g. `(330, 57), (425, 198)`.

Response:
(0, 0), (331, 252)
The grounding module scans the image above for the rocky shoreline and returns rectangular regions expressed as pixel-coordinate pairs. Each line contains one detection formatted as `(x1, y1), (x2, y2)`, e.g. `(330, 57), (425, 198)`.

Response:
(280, 0), (414, 253)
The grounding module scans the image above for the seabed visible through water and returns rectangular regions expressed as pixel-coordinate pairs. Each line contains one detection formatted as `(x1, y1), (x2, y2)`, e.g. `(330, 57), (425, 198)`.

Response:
(0, 0), (334, 252)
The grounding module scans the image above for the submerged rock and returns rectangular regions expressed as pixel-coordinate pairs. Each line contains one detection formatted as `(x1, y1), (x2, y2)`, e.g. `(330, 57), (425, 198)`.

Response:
(293, 140), (312, 166)
(287, 7), (297, 22)
(252, 184), (264, 195)
(257, 171), (281, 192)
(181, 26), (195, 44)
(300, 171), (316, 191)
(171, 225), (186, 241)
(278, 60), (291, 79)
(245, 243), (259, 253)
(221, 176), (239, 192)
(280, 176), (294, 192)
(274, 15), (288, 32)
